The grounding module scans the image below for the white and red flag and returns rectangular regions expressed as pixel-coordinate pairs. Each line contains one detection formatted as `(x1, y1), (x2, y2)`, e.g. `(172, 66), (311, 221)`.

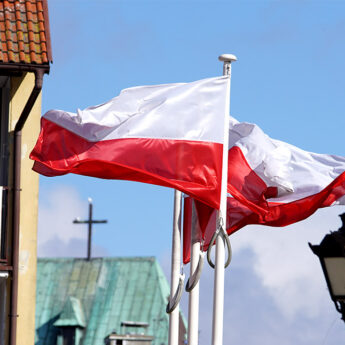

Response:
(183, 117), (345, 263)
(30, 76), (230, 209)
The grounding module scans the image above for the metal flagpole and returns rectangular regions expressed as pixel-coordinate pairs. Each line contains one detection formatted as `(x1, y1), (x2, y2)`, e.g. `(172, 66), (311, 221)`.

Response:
(187, 201), (201, 345)
(87, 198), (93, 259)
(211, 54), (237, 345)
(168, 190), (182, 345)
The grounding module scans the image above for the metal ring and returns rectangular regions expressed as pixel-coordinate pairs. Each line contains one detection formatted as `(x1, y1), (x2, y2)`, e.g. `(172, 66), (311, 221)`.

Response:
(223, 228), (232, 268)
(185, 252), (205, 292)
(166, 273), (185, 314)
(207, 229), (219, 269)
(207, 227), (232, 269)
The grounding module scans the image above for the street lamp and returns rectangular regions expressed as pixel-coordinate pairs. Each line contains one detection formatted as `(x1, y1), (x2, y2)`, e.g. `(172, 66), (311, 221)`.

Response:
(309, 213), (345, 321)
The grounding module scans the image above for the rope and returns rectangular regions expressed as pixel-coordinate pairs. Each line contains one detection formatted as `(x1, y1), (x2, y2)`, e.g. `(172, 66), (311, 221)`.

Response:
(185, 251), (205, 292)
(166, 273), (185, 314)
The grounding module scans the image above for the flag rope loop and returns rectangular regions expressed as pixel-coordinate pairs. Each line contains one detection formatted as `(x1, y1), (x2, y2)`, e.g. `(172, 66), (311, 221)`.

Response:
(166, 273), (185, 314)
(185, 251), (205, 292)
(207, 219), (232, 269)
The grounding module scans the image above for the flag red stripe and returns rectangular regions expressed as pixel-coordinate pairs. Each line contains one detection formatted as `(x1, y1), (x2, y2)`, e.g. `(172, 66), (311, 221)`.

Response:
(30, 118), (223, 209)
(183, 147), (345, 263)
(227, 146), (273, 215)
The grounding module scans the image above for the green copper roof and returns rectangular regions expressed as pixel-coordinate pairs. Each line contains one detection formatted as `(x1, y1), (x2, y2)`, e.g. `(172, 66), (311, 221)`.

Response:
(53, 296), (86, 328)
(35, 257), (185, 345)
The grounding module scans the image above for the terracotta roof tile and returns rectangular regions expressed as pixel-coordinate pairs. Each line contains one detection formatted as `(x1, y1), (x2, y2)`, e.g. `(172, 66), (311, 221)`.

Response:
(0, 0), (52, 65)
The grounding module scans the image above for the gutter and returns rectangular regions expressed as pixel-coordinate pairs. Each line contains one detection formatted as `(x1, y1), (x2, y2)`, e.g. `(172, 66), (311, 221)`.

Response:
(8, 66), (48, 345)
(0, 63), (49, 75)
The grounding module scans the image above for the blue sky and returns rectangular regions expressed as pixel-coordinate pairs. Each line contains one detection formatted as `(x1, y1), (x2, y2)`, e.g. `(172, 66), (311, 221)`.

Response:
(37, 1), (345, 344)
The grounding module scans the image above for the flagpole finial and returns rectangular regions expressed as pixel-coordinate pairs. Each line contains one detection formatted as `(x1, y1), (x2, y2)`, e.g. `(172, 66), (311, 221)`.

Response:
(218, 54), (237, 63)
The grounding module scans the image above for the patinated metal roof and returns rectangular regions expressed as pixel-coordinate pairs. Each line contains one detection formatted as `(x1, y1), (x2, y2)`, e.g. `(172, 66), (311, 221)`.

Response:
(35, 257), (184, 345)
(0, 0), (52, 65)
(53, 296), (86, 328)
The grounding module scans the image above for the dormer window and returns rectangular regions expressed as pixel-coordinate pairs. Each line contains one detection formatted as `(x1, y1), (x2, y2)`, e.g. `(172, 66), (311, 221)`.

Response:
(54, 297), (85, 345)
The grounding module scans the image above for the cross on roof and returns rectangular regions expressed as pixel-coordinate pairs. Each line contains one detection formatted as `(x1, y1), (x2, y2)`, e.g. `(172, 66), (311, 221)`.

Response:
(73, 198), (107, 260)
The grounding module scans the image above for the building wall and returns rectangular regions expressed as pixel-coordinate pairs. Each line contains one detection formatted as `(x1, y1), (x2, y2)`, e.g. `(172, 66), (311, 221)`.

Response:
(9, 72), (41, 345)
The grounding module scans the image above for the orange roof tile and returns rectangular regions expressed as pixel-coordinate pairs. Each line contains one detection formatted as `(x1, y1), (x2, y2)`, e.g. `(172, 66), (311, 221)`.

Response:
(0, 0), (52, 65)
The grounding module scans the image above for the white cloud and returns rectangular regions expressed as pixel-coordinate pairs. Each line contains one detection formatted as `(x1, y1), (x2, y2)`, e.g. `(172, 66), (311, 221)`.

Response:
(37, 184), (108, 257)
(38, 235), (108, 258)
(231, 206), (345, 319)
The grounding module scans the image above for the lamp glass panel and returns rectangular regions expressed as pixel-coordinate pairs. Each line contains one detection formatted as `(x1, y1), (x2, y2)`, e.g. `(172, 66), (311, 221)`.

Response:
(324, 257), (345, 297)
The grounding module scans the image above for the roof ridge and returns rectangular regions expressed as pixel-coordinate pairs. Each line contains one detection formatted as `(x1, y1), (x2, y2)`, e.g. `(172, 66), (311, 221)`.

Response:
(37, 256), (157, 261)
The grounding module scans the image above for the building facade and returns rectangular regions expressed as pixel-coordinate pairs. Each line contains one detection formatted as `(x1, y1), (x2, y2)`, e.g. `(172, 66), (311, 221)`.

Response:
(0, 1), (52, 344)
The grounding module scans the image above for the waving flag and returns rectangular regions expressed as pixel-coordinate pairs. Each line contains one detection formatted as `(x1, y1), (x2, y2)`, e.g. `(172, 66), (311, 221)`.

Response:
(30, 76), (229, 209)
(183, 117), (345, 263)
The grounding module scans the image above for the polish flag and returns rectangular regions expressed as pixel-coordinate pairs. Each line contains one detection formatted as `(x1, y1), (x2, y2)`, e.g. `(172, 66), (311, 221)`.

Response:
(30, 76), (230, 209)
(183, 117), (345, 263)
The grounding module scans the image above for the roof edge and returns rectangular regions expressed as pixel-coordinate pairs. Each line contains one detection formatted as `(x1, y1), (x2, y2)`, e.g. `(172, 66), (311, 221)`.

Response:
(42, 0), (53, 63)
(37, 256), (156, 262)
(153, 259), (170, 306)
(0, 63), (50, 74)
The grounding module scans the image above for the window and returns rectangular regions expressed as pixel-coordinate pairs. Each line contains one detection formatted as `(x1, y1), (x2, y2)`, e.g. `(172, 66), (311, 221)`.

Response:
(56, 327), (75, 345)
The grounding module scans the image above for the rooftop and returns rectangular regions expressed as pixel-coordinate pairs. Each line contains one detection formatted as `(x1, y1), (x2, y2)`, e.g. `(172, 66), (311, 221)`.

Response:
(0, 0), (52, 65)
(35, 257), (186, 345)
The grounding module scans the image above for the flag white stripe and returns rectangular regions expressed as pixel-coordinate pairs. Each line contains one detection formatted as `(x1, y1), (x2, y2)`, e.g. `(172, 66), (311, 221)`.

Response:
(229, 117), (345, 203)
(44, 76), (230, 143)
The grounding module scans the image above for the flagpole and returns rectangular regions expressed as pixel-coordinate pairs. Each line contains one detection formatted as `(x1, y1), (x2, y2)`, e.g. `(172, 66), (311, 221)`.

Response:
(211, 54), (237, 345)
(187, 201), (201, 345)
(168, 189), (182, 345)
